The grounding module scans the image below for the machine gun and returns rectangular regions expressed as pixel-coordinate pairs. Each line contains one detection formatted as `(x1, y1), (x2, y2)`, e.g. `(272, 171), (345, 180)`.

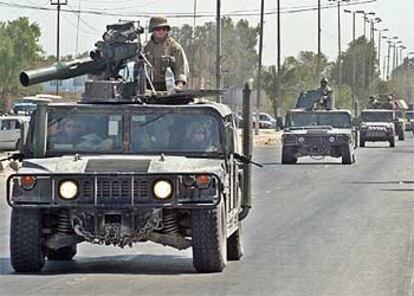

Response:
(20, 21), (148, 100)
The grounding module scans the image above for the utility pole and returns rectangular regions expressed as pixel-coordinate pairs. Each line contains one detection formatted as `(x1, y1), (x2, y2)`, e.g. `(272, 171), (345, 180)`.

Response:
(192, 0), (197, 88)
(336, 0), (342, 107)
(386, 40), (392, 80)
(255, 0), (265, 136)
(276, 0), (281, 119)
(216, 0), (222, 102)
(344, 9), (357, 115)
(51, 0), (68, 95)
(317, 0), (321, 82)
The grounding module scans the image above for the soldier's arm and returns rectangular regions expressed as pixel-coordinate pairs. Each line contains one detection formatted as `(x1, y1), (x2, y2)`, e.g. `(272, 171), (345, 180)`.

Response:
(172, 43), (189, 85)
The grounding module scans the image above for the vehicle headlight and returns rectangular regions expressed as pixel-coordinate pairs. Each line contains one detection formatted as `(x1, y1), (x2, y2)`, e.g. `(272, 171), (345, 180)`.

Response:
(298, 136), (305, 143)
(328, 136), (336, 143)
(153, 180), (173, 200)
(58, 180), (79, 200)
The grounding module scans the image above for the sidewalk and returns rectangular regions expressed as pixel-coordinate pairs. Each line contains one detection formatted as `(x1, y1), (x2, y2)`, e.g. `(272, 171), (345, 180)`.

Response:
(253, 129), (282, 147)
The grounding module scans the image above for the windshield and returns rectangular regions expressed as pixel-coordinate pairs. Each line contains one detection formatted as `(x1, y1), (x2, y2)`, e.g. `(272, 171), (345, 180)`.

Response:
(288, 112), (351, 128)
(361, 111), (394, 122)
(47, 110), (124, 154)
(130, 112), (223, 154)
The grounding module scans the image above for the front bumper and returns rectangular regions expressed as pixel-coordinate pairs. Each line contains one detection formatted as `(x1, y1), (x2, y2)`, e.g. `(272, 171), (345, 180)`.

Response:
(283, 134), (351, 157)
(7, 172), (221, 209)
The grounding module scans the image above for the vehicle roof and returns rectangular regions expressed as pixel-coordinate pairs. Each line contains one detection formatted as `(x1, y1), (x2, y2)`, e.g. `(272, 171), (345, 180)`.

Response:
(361, 109), (394, 113)
(0, 115), (31, 121)
(46, 101), (233, 118)
(287, 109), (352, 115)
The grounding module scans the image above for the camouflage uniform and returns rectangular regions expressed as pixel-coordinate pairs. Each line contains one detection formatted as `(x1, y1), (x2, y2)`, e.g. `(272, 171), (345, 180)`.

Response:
(144, 16), (189, 91)
(144, 36), (189, 90)
(318, 78), (333, 110)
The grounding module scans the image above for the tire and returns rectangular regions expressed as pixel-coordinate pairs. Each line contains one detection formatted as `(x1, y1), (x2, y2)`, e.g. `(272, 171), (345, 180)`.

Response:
(398, 130), (405, 141)
(389, 137), (395, 147)
(281, 146), (297, 164)
(359, 137), (365, 147)
(227, 223), (243, 261)
(342, 145), (352, 165)
(46, 245), (77, 261)
(10, 208), (45, 272)
(192, 201), (227, 273)
(15, 139), (21, 151)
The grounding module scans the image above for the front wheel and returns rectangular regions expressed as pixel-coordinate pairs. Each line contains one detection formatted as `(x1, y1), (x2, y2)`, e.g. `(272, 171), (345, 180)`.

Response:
(342, 145), (352, 165)
(192, 201), (227, 273)
(282, 146), (297, 164)
(227, 223), (243, 261)
(46, 245), (77, 261)
(389, 137), (395, 147)
(398, 130), (405, 141)
(10, 208), (45, 272)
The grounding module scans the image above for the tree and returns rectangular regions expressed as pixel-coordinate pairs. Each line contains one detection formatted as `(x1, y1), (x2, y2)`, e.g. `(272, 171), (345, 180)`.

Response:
(340, 36), (378, 106)
(261, 51), (332, 115)
(0, 17), (43, 113)
(171, 18), (259, 89)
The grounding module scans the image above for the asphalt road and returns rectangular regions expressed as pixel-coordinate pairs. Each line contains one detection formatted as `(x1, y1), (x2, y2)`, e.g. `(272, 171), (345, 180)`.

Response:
(0, 135), (413, 296)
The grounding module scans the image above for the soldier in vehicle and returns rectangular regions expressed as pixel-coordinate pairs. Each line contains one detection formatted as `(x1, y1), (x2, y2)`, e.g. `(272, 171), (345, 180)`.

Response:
(52, 118), (83, 145)
(144, 16), (189, 91)
(186, 120), (218, 151)
(317, 78), (333, 109)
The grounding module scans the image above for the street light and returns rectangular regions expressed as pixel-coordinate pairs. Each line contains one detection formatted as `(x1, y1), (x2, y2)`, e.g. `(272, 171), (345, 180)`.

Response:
(356, 10), (375, 39)
(344, 8), (357, 115)
(375, 28), (388, 78)
(328, 0), (350, 106)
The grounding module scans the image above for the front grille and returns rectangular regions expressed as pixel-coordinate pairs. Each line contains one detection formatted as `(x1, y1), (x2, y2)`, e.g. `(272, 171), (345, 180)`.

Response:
(80, 177), (149, 204)
(307, 136), (323, 145)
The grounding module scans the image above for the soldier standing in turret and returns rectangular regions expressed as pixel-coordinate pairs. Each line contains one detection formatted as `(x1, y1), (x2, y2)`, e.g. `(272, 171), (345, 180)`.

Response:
(318, 78), (333, 109)
(144, 16), (189, 91)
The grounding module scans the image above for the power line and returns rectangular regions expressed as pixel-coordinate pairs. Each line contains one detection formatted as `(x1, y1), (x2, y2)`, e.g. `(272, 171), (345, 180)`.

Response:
(0, 0), (377, 19)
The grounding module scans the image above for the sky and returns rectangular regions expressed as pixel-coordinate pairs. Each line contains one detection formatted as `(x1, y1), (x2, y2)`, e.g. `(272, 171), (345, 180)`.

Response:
(0, 0), (412, 67)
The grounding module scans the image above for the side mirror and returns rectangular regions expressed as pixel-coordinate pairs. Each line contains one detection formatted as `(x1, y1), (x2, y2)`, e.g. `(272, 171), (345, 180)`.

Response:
(225, 126), (235, 155)
(18, 119), (26, 152)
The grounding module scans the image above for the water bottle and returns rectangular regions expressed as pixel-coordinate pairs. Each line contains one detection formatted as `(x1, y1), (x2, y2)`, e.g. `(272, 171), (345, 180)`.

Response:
(165, 67), (175, 91)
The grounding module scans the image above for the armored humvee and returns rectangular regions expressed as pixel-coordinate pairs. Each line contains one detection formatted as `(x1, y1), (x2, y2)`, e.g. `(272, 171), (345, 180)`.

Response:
(282, 109), (356, 164)
(359, 109), (395, 147)
(4, 21), (256, 273)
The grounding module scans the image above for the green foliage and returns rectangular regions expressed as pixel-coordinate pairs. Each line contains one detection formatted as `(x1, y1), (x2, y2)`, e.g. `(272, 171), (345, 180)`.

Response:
(261, 51), (332, 115)
(391, 58), (414, 102)
(340, 36), (378, 102)
(171, 18), (258, 89)
(0, 17), (43, 112)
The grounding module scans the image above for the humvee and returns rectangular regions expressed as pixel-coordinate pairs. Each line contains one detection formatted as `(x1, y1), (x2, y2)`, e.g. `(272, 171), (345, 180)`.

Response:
(4, 21), (256, 273)
(359, 109), (395, 147)
(282, 109), (356, 164)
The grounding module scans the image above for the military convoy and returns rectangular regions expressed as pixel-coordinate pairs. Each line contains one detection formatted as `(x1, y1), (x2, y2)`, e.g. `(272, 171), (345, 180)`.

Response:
(4, 21), (258, 273)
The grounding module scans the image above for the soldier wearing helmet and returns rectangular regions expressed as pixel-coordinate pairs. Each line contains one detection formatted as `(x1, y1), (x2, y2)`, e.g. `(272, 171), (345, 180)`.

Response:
(144, 16), (189, 91)
(318, 78), (333, 109)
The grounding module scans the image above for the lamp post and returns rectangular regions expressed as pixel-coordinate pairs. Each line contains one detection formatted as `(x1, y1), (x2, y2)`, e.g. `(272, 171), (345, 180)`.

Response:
(355, 10), (375, 39)
(50, 0), (68, 95)
(329, 0), (350, 106)
(375, 28), (388, 72)
(344, 8), (357, 115)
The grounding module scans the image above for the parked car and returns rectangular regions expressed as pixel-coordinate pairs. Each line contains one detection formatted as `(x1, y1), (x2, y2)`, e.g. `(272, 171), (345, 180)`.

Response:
(252, 112), (277, 129)
(0, 115), (30, 151)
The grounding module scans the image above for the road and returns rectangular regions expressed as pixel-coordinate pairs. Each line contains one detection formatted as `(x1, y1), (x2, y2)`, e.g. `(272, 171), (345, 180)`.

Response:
(0, 135), (413, 296)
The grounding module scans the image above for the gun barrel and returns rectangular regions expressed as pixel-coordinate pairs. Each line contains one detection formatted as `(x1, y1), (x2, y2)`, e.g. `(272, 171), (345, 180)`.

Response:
(20, 58), (107, 87)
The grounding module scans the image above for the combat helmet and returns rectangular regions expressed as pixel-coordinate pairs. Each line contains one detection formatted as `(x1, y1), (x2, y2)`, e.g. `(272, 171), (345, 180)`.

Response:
(320, 78), (329, 85)
(149, 16), (171, 32)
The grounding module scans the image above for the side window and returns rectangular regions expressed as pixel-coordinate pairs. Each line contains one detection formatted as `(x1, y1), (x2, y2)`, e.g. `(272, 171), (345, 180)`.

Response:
(1, 120), (12, 130)
(15, 120), (21, 129)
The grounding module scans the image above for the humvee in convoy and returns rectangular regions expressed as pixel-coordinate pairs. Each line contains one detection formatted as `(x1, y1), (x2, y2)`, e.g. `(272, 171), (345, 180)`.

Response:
(359, 109), (396, 147)
(282, 109), (356, 164)
(5, 21), (257, 273)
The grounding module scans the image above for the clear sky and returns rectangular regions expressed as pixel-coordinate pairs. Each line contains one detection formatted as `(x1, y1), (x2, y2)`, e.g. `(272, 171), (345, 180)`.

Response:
(0, 0), (412, 66)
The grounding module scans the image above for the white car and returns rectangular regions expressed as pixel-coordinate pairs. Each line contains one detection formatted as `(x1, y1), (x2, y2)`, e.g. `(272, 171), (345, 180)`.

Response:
(0, 116), (30, 151)
(252, 112), (277, 129)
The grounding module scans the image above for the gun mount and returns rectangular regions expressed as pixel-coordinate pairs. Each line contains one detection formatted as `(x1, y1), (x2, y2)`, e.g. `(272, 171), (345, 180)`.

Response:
(296, 89), (333, 110)
(20, 21), (149, 101)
